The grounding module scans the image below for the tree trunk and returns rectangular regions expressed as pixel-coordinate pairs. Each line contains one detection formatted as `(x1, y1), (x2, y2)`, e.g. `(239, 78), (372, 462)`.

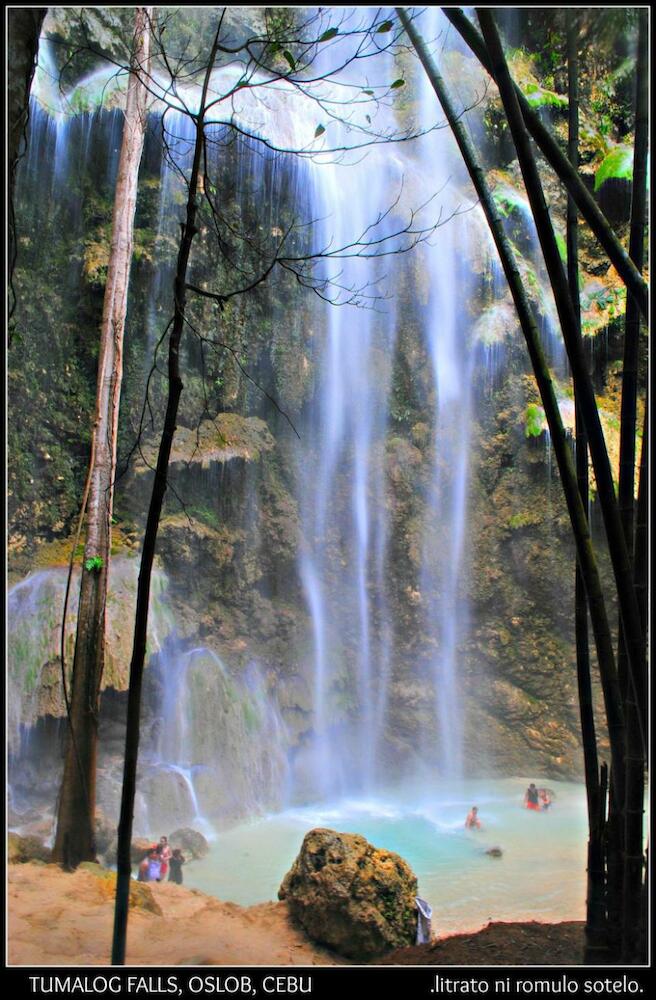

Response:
(619, 9), (648, 963)
(396, 8), (626, 802)
(52, 7), (152, 870)
(566, 11), (605, 958)
(111, 20), (224, 966)
(442, 7), (648, 320)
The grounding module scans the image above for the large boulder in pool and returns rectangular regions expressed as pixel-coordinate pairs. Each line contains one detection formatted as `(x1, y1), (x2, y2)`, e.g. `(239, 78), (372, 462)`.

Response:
(278, 828), (418, 961)
(168, 827), (209, 860)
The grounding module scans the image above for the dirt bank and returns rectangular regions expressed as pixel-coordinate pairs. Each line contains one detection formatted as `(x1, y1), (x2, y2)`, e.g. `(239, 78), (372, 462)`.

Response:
(8, 862), (585, 967)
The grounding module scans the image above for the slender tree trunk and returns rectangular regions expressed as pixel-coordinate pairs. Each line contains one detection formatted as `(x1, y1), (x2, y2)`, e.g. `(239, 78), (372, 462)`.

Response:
(442, 7), (648, 320)
(52, 7), (151, 870)
(111, 20), (224, 965)
(565, 11), (605, 959)
(396, 9), (626, 801)
(633, 405), (648, 636)
(622, 407), (648, 958)
(619, 10), (648, 963)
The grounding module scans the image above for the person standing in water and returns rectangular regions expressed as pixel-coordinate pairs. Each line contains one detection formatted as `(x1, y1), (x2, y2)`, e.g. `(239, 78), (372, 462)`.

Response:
(147, 849), (162, 882)
(168, 848), (186, 884)
(524, 783), (540, 810)
(158, 836), (172, 880)
(465, 806), (482, 829)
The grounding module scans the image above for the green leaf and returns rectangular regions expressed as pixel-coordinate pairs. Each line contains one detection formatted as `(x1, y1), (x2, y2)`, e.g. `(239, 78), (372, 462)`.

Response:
(319, 27), (339, 42)
(376, 19), (394, 33)
(283, 50), (296, 71)
(84, 555), (104, 573)
(314, 124), (326, 138)
(555, 232), (567, 264)
(594, 146), (633, 191)
(390, 78), (405, 90)
(363, 89), (375, 96)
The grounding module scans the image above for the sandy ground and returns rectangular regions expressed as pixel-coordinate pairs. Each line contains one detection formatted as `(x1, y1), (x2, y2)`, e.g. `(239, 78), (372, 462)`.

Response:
(8, 862), (585, 967)
(7, 863), (348, 967)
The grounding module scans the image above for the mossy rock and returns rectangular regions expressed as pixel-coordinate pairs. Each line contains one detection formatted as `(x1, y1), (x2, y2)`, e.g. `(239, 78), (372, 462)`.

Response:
(136, 414), (275, 472)
(279, 828), (418, 961)
(78, 862), (163, 915)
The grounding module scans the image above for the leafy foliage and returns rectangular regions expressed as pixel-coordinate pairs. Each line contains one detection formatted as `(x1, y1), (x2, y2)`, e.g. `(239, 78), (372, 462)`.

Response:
(524, 402), (546, 438)
(84, 555), (104, 573)
(522, 81), (568, 110)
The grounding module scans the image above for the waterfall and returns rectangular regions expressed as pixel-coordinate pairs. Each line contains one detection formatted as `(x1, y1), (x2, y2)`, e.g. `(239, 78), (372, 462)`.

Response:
(290, 8), (490, 792)
(296, 151), (401, 798)
(142, 643), (290, 834)
(12, 10), (579, 830)
(414, 8), (477, 781)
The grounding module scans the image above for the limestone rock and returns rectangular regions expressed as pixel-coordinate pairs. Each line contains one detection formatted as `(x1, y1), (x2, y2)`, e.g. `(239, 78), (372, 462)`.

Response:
(8, 832), (51, 864)
(78, 862), (162, 915)
(278, 828), (418, 961)
(169, 827), (209, 860)
(130, 838), (155, 865)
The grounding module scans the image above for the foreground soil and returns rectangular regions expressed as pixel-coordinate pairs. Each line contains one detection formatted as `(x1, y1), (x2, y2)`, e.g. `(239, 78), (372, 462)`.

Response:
(8, 863), (584, 967)
(383, 921), (586, 966)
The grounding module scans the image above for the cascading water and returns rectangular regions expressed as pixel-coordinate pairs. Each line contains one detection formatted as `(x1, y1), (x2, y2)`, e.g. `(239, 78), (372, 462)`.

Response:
(292, 8), (488, 792)
(143, 641), (291, 834)
(16, 9), (493, 816)
(415, 9), (478, 780)
(6, 559), (173, 829)
(295, 143), (401, 799)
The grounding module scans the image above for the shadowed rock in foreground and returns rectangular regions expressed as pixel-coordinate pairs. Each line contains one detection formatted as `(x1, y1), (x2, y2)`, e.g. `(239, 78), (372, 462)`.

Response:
(278, 828), (418, 961)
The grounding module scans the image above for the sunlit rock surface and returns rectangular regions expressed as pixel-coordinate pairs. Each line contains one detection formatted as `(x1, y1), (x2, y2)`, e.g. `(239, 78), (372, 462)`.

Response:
(278, 828), (418, 960)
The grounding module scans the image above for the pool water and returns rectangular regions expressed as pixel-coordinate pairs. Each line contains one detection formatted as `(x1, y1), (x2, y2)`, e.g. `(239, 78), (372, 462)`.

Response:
(182, 778), (588, 936)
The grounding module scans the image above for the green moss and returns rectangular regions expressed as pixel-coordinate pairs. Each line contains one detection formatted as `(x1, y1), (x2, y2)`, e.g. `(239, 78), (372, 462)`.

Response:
(509, 510), (542, 530)
(242, 698), (260, 732)
(522, 82), (568, 110)
(492, 187), (526, 219)
(594, 146), (633, 191)
(525, 402), (546, 438)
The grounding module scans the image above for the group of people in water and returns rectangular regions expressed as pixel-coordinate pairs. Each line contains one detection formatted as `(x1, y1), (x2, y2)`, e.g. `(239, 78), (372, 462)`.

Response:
(137, 835), (186, 884)
(524, 782), (552, 811)
(464, 783), (553, 829)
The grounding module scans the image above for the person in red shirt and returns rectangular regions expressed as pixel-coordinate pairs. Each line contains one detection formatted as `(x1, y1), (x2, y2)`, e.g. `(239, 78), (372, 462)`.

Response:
(524, 783), (540, 810)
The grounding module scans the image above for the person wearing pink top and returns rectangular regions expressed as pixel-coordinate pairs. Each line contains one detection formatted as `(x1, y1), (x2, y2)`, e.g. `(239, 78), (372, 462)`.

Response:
(158, 836), (172, 879)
